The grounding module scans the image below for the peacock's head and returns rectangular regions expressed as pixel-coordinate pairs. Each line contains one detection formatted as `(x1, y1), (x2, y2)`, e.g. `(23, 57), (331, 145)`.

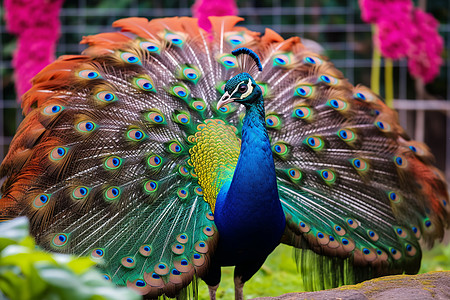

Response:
(218, 73), (262, 109)
(217, 48), (263, 110)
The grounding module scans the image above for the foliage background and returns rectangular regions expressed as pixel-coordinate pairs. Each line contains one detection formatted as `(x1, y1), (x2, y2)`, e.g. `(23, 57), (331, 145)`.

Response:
(0, 0), (449, 299)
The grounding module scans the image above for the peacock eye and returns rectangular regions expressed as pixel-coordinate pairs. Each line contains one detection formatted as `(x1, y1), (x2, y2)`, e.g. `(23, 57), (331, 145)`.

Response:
(238, 84), (248, 93)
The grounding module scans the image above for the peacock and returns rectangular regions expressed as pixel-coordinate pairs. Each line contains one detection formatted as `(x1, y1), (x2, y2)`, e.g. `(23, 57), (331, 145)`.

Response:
(1, 16), (449, 299)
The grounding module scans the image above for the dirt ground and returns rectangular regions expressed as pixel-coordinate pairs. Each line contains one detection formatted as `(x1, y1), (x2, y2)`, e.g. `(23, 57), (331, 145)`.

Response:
(253, 271), (450, 300)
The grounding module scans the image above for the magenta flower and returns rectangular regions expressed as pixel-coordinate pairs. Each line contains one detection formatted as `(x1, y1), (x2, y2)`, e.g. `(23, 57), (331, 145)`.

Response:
(359, 0), (444, 83)
(359, 0), (412, 23)
(407, 8), (444, 83)
(192, 0), (238, 32)
(5, 0), (64, 101)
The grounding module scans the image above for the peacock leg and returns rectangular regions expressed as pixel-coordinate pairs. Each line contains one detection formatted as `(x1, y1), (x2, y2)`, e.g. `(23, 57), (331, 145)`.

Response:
(208, 284), (219, 300)
(234, 276), (245, 300)
(202, 260), (222, 300)
(234, 258), (267, 300)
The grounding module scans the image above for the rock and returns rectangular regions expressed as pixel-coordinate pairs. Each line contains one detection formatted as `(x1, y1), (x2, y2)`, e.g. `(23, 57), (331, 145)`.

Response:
(252, 271), (450, 300)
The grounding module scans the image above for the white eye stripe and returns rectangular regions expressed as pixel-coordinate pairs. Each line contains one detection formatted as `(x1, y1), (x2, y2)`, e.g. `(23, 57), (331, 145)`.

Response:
(240, 79), (253, 99)
(230, 80), (244, 97)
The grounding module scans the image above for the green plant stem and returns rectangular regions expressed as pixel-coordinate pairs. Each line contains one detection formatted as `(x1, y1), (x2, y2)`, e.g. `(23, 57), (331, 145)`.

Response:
(371, 25), (381, 95)
(384, 58), (394, 108)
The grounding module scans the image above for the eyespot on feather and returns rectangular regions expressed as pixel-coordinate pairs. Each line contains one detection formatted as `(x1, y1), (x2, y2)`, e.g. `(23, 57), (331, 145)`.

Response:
(405, 244), (417, 256)
(52, 233), (69, 247)
(351, 158), (369, 173)
(192, 253), (206, 267)
(225, 32), (246, 46)
(173, 111), (191, 125)
(145, 110), (166, 125)
(394, 227), (407, 238)
(272, 52), (294, 67)
(304, 136), (324, 151)
(172, 244), (185, 255)
(121, 256), (136, 268)
(303, 55), (323, 65)
(298, 221), (311, 233)
(167, 141), (183, 154)
(337, 129), (357, 143)
(265, 114), (282, 129)
(91, 248), (105, 259)
(389, 247), (402, 260)
(191, 99), (206, 112)
(127, 279), (150, 293)
(319, 74), (339, 85)
(327, 99), (348, 112)
(367, 230), (379, 242)
(76, 120), (97, 133)
(49, 147), (68, 161)
(134, 77), (156, 92)
(164, 31), (186, 47)
(43, 104), (64, 115)
(154, 263), (169, 276)
(172, 84), (190, 100)
(126, 128), (146, 141)
(203, 226), (214, 236)
(217, 53), (238, 69)
(95, 91), (117, 103)
(394, 155), (407, 168)
(104, 156), (122, 170)
(272, 142), (290, 157)
(173, 258), (192, 273)
(120, 52), (141, 65)
(180, 65), (201, 83)
(147, 154), (163, 168)
(319, 169), (336, 185)
(375, 120), (391, 132)
(72, 186), (89, 200)
(206, 211), (214, 221)
(346, 218), (358, 229)
(143, 272), (164, 288)
(294, 85), (314, 98)
(293, 105), (314, 121)
(178, 165), (189, 177)
(144, 180), (158, 193)
(195, 241), (209, 253)
(140, 41), (161, 54)
(177, 188), (189, 200)
(33, 194), (50, 208)
(388, 191), (402, 203)
(334, 225), (346, 236)
(139, 245), (152, 257)
(104, 186), (121, 201)
(287, 168), (302, 183)
(78, 70), (101, 79)
(176, 233), (188, 244)
(195, 186), (203, 196)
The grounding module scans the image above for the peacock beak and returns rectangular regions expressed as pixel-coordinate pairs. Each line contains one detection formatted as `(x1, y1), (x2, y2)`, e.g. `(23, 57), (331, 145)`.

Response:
(217, 92), (235, 109)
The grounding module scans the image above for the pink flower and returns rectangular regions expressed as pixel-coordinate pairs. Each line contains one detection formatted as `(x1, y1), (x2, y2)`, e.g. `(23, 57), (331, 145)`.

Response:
(192, 0), (238, 32)
(407, 9), (444, 83)
(5, 0), (63, 101)
(376, 18), (412, 59)
(359, 0), (443, 83)
(359, 0), (412, 23)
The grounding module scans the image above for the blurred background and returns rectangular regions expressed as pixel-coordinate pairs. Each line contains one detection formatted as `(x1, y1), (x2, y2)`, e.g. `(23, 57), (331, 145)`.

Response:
(0, 0), (449, 298)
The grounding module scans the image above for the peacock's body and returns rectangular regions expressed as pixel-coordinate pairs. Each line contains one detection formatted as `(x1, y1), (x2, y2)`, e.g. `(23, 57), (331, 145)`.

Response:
(0, 16), (449, 299)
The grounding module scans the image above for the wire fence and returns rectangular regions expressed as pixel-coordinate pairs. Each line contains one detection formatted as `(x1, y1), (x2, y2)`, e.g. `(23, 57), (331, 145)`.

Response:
(1, 0), (449, 179)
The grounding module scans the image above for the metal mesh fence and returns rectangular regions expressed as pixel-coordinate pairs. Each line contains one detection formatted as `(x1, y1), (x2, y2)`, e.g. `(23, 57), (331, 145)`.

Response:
(1, 0), (449, 178)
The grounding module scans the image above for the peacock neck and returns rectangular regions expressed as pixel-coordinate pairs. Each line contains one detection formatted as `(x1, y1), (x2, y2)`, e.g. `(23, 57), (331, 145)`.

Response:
(215, 94), (284, 232)
(213, 94), (286, 265)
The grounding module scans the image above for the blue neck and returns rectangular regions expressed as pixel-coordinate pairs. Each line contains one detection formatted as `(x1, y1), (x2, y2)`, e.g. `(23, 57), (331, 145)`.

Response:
(226, 98), (279, 206)
(214, 95), (285, 265)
